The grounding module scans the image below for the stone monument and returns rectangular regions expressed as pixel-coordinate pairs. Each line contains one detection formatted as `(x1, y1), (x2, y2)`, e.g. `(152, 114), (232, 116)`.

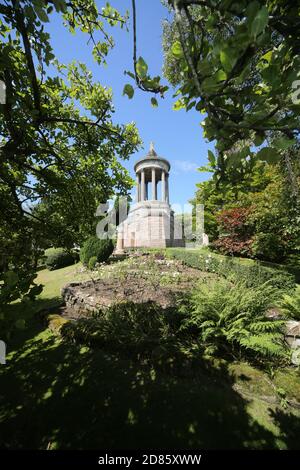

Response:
(116, 143), (184, 250)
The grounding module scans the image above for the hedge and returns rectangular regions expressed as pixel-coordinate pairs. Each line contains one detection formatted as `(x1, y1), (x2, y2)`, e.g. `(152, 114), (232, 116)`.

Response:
(165, 248), (296, 293)
(80, 236), (114, 266)
(45, 248), (77, 271)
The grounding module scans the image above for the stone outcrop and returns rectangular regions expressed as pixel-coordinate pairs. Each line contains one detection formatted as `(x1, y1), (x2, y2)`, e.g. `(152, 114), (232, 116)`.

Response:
(286, 320), (300, 348)
(60, 254), (205, 317)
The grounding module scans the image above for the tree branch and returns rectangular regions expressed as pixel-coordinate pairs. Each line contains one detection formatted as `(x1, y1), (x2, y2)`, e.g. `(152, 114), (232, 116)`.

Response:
(131, 0), (163, 94)
(37, 116), (125, 141)
(13, 2), (41, 113)
(173, 2), (202, 96)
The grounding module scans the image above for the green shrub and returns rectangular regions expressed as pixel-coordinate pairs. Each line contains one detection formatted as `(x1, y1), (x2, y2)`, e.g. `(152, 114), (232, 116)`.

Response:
(80, 236), (114, 265)
(88, 256), (98, 270)
(279, 292), (300, 320)
(182, 279), (287, 362)
(45, 248), (76, 271)
(225, 262), (296, 292)
(61, 302), (185, 357)
(166, 249), (296, 293)
(252, 233), (285, 262)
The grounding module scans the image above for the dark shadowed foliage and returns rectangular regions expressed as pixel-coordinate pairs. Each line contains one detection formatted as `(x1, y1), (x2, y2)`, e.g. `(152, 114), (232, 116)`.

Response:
(1, 317), (300, 450)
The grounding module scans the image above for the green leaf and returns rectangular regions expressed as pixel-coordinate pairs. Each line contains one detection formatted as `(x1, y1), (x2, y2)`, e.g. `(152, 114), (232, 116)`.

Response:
(186, 100), (196, 111)
(246, 1), (260, 24)
(261, 51), (272, 63)
(4, 270), (19, 287)
(136, 57), (148, 78)
(220, 49), (237, 73)
(251, 6), (269, 38)
(196, 101), (206, 113)
(273, 137), (296, 150)
(123, 84), (134, 99)
(171, 41), (183, 59)
(52, 0), (67, 12)
(173, 98), (185, 111)
(208, 150), (216, 166)
(198, 165), (212, 173)
(151, 97), (158, 108)
(206, 15), (216, 32)
(125, 70), (135, 80)
(198, 59), (213, 76)
(29, 284), (43, 298)
(34, 6), (49, 22)
(202, 77), (219, 93)
(254, 133), (265, 146)
(143, 77), (160, 89)
(215, 69), (227, 82)
(256, 147), (280, 163)
(160, 85), (169, 95)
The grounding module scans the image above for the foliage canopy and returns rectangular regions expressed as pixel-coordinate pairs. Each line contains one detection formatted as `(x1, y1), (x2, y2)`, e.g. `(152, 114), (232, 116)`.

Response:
(0, 0), (140, 329)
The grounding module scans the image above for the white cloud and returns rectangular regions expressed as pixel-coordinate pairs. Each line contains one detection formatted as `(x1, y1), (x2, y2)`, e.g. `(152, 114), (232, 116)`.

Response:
(173, 160), (199, 173)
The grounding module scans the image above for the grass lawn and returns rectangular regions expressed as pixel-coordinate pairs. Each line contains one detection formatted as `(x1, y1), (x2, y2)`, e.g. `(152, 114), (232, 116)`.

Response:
(32, 262), (106, 312)
(1, 254), (300, 449)
(36, 262), (86, 307)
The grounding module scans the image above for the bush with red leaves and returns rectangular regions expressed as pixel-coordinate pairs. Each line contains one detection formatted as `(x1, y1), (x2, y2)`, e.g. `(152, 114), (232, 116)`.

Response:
(212, 207), (254, 257)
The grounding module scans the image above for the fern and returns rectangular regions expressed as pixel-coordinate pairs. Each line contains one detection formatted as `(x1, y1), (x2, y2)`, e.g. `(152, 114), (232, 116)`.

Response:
(184, 279), (287, 362)
(239, 334), (286, 358)
(279, 292), (300, 320)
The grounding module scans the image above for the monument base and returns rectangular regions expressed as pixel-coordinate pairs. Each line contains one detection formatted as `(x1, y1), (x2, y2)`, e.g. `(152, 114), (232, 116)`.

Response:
(117, 201), (185, 250)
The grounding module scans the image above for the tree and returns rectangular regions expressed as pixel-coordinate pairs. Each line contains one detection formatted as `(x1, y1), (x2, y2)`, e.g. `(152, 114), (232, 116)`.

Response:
(191, 147), (274, 239)
(0, 1), (140, 332)
(192, 150), (300, 262)
(122, 1), (300, 261)
(161, 0), (300, 172)
(123, 1), (300, 173)
(213, 207), (254, 257)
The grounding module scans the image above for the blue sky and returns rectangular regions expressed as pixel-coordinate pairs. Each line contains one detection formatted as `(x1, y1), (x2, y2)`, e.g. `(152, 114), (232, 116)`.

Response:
(46, 0), (214, 208)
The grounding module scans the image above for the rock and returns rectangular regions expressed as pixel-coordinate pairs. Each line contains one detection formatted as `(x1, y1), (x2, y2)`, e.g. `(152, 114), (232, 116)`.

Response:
(59, 254), (205, 319)
(285, 320), (300, 348)
(291, 348), (300, 366)
(266, 307), (282, 319)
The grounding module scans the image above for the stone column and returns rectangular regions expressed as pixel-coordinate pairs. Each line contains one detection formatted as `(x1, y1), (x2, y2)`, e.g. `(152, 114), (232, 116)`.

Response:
(141, 169), (145, 201)
(152, 168), (156, 200)
(161, 170), (166, 202)
(116, 230), (124, 252)
(136, 173), (140, 203)
(166, 174), (169, 203)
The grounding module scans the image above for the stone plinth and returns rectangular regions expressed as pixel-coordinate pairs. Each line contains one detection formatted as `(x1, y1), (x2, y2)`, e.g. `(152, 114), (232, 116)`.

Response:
(118, 201), (180, 249)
